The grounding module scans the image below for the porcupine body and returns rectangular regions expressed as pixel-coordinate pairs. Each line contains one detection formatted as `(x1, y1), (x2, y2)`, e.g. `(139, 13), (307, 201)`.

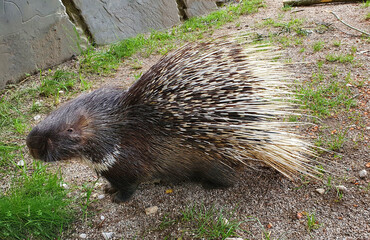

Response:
(26, 40), (317, 202)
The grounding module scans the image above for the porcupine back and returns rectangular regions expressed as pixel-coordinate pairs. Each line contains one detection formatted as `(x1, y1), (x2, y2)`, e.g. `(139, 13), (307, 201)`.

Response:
(122, 39), (317, 181)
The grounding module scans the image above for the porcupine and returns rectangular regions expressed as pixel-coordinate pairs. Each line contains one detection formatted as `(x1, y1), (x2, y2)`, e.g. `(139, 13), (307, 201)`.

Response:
(26, 39), (318, 203)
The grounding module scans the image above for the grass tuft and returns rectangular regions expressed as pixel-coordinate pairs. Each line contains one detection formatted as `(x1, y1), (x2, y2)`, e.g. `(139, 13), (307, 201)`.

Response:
(180, 204), (242, 239)
(157, 204), (243, 239)
(0, 161), (74, 239)
(313, 41), (324, 52)
(297, 78), (356, 118)
(39, 70), (78, 97)
(325, 53), (354, 63)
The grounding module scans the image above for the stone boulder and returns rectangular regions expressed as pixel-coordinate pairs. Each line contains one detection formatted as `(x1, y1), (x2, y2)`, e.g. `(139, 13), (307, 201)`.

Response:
(70, 0), (181, 45)
(182, 0), (218, 19)
(0, 0), (85, 89)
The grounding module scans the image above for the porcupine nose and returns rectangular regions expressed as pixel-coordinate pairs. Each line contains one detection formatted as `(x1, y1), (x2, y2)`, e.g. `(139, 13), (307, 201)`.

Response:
(26, 127), (48, 160)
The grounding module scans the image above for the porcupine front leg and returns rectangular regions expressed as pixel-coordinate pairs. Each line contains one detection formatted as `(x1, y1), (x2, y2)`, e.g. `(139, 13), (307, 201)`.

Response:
(101, 169), (139, 203)
(112, 184), (138, 203)
(104, 176), (139, 203)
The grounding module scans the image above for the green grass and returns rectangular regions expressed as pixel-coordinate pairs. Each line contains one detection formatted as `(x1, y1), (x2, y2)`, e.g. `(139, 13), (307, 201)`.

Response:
(0, 143), (22, 167)
(245, 216), (272, 240)
(262, 17), (308, 36)
(328, 129), (347, 151)
(80, 180), (99, 222)
(366, 12), (370, 20)
(282, 5), (292, 11)
(0, 88), (37, 141)
(180, 204), (242, 239)
(297, 75), (356, 117)
(333, 40), (341, 47)
(79, 46), (121, 74)
(306, 212), (321, 232)
(313, 41), (324, 52)
(39, 69), (78, 97)
(0, 161), (74, 239)
(325, 53), (354, 63)
(362, 0), (370, 8)
(157, 204), (243, 239)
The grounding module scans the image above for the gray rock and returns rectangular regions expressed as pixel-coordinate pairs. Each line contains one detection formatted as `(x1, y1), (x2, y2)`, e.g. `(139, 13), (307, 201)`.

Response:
(145, 206), (158, 215)
(0, 0), (86, 89)
(316, 188), (325, 195)
(359, 169), (367, 178)
(102, 232), (114, 240)
(98, 194), (105, 200)
(79, 233), (87, 239)
(336, 185), (348, 192)
(182, 0), (218, 19)
(72, 0), (181, 45)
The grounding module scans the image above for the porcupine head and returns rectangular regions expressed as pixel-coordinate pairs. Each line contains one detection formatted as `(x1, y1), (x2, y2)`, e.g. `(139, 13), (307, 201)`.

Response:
(27, 87), (146, 202)
(27, 40), (318, 203)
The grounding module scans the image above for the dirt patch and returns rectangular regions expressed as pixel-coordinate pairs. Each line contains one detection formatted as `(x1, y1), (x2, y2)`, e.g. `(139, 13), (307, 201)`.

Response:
(18, 1), (370, 239)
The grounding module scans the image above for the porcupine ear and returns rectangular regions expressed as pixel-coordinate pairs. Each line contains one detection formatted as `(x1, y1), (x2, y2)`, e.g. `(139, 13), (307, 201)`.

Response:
(68, 112), (91, 138)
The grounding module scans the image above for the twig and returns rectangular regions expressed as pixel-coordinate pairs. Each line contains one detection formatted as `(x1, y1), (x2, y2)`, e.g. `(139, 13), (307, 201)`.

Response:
(330, 11), (370, 36)
(283, 0), (362, 7)
(349, 94), (359, 100)
(291, 9), (304, 13)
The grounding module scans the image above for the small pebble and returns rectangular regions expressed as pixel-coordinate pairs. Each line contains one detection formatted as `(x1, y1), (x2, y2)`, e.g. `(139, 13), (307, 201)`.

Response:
(100, 215), (105, 221)
(58, 90), (64, 94)
(222, 217), (229, 224)
(316, 188), (325, 195)
(61, 183), (69, 189)
(98, 194), (105, 200)
(17, 160), (25, 166)
(33, 115), (41, 121)
(79, 233), (87, 239)
(225, 238), (244, 240)
(145, 206), (158, 215)
(359, 169), (367, 178)
(336, 185), (348, 192)
(102, 232), (114, 240)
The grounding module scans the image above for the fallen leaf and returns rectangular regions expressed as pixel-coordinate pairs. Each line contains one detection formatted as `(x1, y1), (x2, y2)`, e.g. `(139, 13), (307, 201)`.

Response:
(165, 189), (173, 194)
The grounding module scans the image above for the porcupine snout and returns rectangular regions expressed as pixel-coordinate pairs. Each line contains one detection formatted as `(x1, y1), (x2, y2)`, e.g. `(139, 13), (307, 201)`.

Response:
(26, 126), (50, 161)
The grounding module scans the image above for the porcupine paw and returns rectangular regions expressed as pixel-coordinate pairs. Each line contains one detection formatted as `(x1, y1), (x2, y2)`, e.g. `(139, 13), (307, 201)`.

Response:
(112, 190), (135, 203)
(110, 183), (139, 203)
(104, 184), (118, 194)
